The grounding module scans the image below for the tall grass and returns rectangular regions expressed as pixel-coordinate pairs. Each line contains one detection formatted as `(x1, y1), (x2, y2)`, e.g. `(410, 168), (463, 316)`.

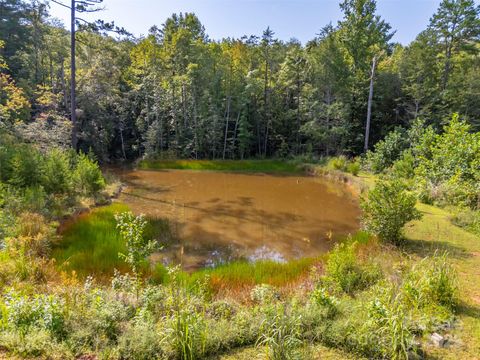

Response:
(138, 159), (303, 173)
(155, 257), (319, 293)
(53, 203), (130, 277)
(53, 203), (170, 278)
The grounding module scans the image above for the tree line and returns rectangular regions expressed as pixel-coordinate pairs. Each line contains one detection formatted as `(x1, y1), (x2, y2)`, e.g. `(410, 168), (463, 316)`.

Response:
(0, 0), (479, 161)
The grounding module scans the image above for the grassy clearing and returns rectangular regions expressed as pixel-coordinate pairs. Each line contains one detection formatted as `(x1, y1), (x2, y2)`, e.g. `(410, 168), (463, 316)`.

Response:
(138, 159), (304, 173)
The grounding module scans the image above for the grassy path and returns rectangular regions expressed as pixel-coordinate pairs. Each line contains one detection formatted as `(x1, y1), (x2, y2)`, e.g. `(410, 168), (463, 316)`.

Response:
(404, 203), (480, 359)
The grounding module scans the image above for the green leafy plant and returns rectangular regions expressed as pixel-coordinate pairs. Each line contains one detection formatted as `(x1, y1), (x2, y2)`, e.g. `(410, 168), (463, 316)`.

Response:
(115, 212), (158, 280)
(323, 242), (381, 294)
(73, 152), (105, 196)
(361, 180), (422, 244)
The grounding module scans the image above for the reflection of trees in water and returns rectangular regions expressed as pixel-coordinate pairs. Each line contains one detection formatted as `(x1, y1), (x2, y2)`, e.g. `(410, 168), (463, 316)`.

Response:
(118, 172), (360, 269)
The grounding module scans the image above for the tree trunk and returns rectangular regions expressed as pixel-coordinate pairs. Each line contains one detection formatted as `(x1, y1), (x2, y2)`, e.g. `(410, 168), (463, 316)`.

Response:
(70, 0), (78, 150)
(364, 55), (377, 154)
(60, 59), (68, 110)
(222, 96), (231, 160)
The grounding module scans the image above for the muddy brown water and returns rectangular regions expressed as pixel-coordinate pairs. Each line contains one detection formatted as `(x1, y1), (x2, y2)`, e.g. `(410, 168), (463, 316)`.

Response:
(115, 169), (360, 270)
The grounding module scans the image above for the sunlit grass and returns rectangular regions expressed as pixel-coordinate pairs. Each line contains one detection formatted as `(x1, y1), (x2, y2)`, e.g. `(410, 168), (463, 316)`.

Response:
(153, 257), (319, 293)
(53, 203), (170, 278)
(138, 159), (304, 173)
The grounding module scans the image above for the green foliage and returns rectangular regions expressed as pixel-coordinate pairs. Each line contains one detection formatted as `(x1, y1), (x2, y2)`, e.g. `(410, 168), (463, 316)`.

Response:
(450, 208), (480, 236)
(402, 253), (457, 311)
(3, 291), (65, 338)
(361, 180), (422, 244)
(256, 305), (303, 360)
(323, 241), (382, 294)
(8, 145), (43, 188)
(310, 287), (339, 318)
(367, 284), (415, 360)
(115, 211), (158, 279)
(414, 114), (480, 208)
(41, 148), (72, 195)
(139, 159), (303, 173)
(366, 128), (408, 173)
(73, 152), (106, 196)
(250, 284), (280, 304)
(53, 203), (131, 277)
(326, 156), (360, 175)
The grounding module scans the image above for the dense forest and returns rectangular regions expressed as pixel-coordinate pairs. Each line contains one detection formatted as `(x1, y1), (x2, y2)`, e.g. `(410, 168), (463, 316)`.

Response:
(1, 0), (479, 161)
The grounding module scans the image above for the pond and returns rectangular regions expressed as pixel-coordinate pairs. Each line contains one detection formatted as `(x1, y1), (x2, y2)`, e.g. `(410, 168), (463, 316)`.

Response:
(115, 169), (360, 270)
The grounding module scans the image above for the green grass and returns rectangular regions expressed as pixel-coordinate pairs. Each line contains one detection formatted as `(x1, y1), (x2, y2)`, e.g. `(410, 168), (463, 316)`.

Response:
(403, 203), (480, 359)
(160, 257), (319, 293)
(53, 203), (171, 278)
(53, 203), (130, 277)
(138, 159), (304, 173)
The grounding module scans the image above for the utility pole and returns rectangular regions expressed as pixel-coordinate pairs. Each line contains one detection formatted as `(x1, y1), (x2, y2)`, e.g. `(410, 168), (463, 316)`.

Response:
(364, 55), (377, 154)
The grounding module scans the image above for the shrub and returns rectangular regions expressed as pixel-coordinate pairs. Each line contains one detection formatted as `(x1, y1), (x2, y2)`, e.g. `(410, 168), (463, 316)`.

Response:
(327, 156), (348, 172)
(7, 212), (54, 258)
(166, 307), (207, 360)
(323, 242), (381, 295)
(73, 152), (105, 196)
(361, 180), (422, 245)
(450, 208), (480, 236)
(250, 284), (280, 304)
(115, 211), (158, 280)
(116, 320), (164, 360)
(366, 127), (408, 173)
(327, 156), (360, 176)
(346, 159), (360, 176)
(390, 150), (415, 182)
(413, 114), (480, 209)
(41, 148), (72, 195)
(8, 145), (43, 188)
(3, 291), (66, 338)
(310, 287), (339, 318)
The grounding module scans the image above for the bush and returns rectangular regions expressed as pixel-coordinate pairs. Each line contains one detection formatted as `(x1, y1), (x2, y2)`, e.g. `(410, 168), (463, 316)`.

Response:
(8, 145), (43, 188)
(41, 148), (72, 195)
(310, 287), (339, 318)
(73, 152), (105, 196)
(323, 242), (381, 294)
(7, 212), (54, 258)
(413, 115), (480, 209)
(165, 307), (207, 360)
(3, 291), (66, 338)
(450, 208), (480, 236)
(327, 156), (360, 176)
(361, 180), (422, 245)
(116, 320), (164, 360)
(327, 156), (348, 172)
(366, 127), (408, 173)
(250, 284), (280, 304)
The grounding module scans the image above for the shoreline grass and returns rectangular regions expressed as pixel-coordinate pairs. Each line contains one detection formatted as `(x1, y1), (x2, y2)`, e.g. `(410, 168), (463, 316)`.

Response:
(154, 257), (320, 294)
(53, 203), (171, 278)
(138, 159), (305, 173)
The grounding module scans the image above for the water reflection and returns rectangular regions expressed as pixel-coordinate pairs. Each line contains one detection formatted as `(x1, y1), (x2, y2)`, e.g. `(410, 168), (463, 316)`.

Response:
(116, 169), (360, 270)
